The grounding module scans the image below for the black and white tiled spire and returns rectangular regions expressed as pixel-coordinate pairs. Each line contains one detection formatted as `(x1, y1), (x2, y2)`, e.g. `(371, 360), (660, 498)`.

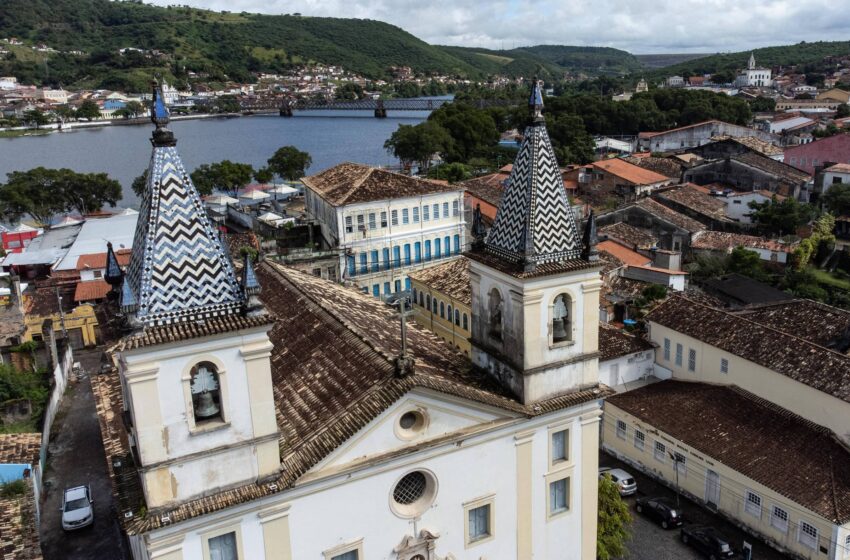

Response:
(484, 80), (583, 270)
(122, 83), (244, 327)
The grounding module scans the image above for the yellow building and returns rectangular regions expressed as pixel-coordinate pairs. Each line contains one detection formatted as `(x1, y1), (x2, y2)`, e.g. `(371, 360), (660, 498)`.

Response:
(409, 257), (471, 355)
(24, 295), (98, 349)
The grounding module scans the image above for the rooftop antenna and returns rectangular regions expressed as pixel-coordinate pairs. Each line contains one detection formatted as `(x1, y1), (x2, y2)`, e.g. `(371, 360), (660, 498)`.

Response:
(394, 296), (415, 377)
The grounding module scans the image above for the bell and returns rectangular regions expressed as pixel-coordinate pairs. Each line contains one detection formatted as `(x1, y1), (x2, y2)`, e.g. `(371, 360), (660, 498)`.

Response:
(195, 391), (220, 419)
(553, 318), (568, 341)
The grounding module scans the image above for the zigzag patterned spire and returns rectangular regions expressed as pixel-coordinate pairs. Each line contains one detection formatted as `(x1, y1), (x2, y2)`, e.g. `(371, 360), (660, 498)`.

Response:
(123, 83), (243, 327)
(484, 80), (583, 270)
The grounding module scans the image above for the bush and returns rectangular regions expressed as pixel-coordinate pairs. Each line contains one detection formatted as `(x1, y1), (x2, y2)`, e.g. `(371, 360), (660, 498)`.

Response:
(0, 479), (27, 498)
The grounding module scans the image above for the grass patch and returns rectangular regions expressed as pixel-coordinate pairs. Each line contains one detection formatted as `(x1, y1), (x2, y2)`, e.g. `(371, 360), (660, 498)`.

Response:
(809, 267), (850, 289)
(0, 129), (52, 138)
(0, 479), (27, 499)
(473, 52), (514, 64)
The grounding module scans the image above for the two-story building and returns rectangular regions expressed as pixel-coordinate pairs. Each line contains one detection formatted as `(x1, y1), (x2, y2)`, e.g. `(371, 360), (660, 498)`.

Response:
(302, 163), (466, 297)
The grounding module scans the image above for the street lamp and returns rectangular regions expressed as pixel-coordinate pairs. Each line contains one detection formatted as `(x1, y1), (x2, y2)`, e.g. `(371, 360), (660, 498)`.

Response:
(668, 451), (682, 509)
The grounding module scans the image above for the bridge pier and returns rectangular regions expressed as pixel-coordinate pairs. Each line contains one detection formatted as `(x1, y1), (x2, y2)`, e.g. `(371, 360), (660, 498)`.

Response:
(374, 99), (387, 118)
(279, 103), (293, 117)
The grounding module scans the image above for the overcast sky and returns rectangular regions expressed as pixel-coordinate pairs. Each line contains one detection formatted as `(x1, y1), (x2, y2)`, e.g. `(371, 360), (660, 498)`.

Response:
(145, 0), (850, 54)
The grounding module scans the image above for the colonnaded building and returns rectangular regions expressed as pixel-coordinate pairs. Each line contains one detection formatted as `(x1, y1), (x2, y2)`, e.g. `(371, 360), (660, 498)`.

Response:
(93, 83), (608, 560)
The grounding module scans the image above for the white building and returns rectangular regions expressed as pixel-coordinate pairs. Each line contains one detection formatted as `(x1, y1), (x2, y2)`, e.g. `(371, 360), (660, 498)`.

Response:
(93, 82), (608, 560)
(734, 53), (772, 88)
(821, 163), (850, 197)
(720, 190), (778, 223)
(303, 164), (466, 297)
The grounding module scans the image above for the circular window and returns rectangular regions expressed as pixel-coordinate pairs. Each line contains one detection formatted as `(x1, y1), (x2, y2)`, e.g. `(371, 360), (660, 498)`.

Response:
(394, 409), (428, 440)
(390, 470), (438, 518)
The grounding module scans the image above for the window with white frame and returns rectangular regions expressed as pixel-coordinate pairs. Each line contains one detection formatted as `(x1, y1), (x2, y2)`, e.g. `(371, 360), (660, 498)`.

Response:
(467, 503), (492, 544)
(616, 419), (627, 439)
(442, 201), (449, 217)
(452, 199), (459, 216)
(549, 477), (569, 516)
(673, 452), (686, 478)
(345, 216), (353, 233)
(380, 211), (388, 228)
(412, 207), (419, 223)
(844, 534), (850, 557)
(720, 358), (729, 374)
(331, 552), (357, 560)
(423, 205), (430, 221)
(663, 338), (670, 361)
(770, 505), (789, 533)
(368, 213), (376, 230)
(551, 429), (568, 463)
(799, 520), (818, 550)
(634, 429), (645, 451)
(433, 203), (439, 219)
(207, 532), (238, 560)
(688, 348), (696, 372)
(402, 208), (409, 224)
(391, 209), (399, 226)
(675, 344), (683, 367)
(744, 490), (762, 518)
(654, 441), (666, 462)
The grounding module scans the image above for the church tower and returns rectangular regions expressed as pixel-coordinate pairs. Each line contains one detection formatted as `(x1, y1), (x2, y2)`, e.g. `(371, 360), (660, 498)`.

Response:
(467, 80), (603, 404)
(748, 52), (756, 70)
(114, 84), (280, 510)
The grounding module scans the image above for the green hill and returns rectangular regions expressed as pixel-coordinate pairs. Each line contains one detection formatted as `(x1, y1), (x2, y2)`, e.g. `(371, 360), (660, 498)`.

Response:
(519, 45), (643, 75)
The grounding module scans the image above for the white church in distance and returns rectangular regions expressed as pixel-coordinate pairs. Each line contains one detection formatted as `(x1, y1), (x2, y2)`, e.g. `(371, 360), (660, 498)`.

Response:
(735, 53), (773, 87)
(92, 82), (608, 560)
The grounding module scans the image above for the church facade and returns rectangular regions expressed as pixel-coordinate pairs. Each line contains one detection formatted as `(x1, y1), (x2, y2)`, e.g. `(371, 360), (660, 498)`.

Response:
(93, 82), (608, 560)
(735, 53), (773, 87)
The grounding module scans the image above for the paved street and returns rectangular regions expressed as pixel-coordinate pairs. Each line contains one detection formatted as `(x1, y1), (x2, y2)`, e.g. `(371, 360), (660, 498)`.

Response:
(39, 349), (128, 560)
(604, 451), (790, 560)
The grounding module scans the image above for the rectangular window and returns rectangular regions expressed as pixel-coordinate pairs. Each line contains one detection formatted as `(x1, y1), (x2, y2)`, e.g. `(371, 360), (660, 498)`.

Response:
(674, 452), (686, 478)
(356, 214), (364, 231)
(720, 358), (729, 374)
(207, 532), (238, 560)
(443, 201), (449, 217)
(331, 551), (358, 560)
(770, 505), (789, 533)
(412, 207), (419, 223)
(433, 203), (439, 219)
(345, 216), (353, 233)
(675, 344), (683, 367)
(616, 419), (627, 440)
(391, 209), (399, 226)
(368, 212), (376, 230)
(552, 430), (568, 463)
(688, 348), (696, 371)
(799, 521), (818, 550)
(745, 490), (762, 518)
(663, 338), (670, 361)
(453, 199), (459, 216)
(549, 478), (569, 515)
(423, 205), (430, 221)
(402, 208), (409, 224)
(634, 430), (645, 451)
(380, 211), (388, 228)
(468, 504), (491, 543)
(654, 441), (666, 463)
(93, 270), (103, 279)
(359, 253), (367, 274)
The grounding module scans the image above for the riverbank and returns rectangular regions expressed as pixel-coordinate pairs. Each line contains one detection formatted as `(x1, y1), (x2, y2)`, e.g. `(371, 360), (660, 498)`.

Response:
(0, 128), (52, 138)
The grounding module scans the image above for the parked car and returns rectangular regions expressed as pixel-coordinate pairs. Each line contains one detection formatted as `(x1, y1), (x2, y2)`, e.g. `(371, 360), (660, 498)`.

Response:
(61, 485), (94, 531)
(680, 525), (735, 559)
(598, 467), (637, 496)
(635, 496), (683, 529)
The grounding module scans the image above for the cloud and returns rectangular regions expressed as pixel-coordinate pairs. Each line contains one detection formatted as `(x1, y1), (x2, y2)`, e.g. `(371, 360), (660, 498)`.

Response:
(144, 0), (850, 53)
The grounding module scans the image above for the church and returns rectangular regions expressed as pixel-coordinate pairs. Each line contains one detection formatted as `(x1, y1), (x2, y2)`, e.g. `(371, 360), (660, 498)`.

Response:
(92, 81), (609, 560)
(735, 53), (773, 88)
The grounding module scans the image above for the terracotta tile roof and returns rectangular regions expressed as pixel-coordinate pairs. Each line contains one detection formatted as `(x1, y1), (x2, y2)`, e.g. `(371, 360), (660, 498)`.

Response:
(607, 380), (850, 523)
(826, 163), (850, 174)
(732, 152), (811, 183)
(96, 261), (612, 534)
(599, 323), (654, 361)
(655, 185), (731, 222)
(638, 120), (723, 139)
(634, 198), (707, 233)
(591, 159), (670, 185)
(408, 257), (471, 306)
(465, 249), (601, 279)
(735, 299), (850, 352)
(605, 276), (648, 300)
(621, 156), (685, 179)
(647, 296), (850, 402)
(0, 434), (41, 465)
(691, 231), (797, 253)
(115, 314), (275, 351)
(710, 135), (784, 157)
(74, 280), (112, 302)
(75, 249), (131, 271)
(597, 241), (651, 267)
(598, 223), (658, 250)
(302, 163), (459, 206)
(0, 478), (42, 559)
(461, 172), (509, 208)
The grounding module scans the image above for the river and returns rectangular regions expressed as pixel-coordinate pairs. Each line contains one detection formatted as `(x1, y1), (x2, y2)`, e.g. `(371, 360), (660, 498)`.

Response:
(0, 110), (430, 208)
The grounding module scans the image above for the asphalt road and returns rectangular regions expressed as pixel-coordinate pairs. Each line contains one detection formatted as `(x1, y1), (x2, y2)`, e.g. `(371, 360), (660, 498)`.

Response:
(603, 452), (790, 560)
(39, 349), (128, 560)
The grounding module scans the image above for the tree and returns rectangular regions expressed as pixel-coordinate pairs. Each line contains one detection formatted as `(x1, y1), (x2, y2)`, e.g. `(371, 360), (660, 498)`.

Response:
(823, 183), (850, 216)
(23, 108), (50, 129)
(213, 96), (241, 114)
(125, 100), (145, 117)
(266, 146), (312, 181)
(190, 161), (254, 197)
(131, 170), (149, 198)
(254, 166), (274, 184)
(429, 103), (499, 162)
(597, 474), (631, 560)
(384, 121), (451, 171)
(836, 104), (850, 119)
(335, 83), (363, 101)
(729, 246), (769, 281)
(748, 196), (815, 236)
(0, 168), (69, 225)
(75, 100), (101, 121)
(112, 108), (134, 119)
(426, 163), (472, 183)
(60, 171), (122, 215)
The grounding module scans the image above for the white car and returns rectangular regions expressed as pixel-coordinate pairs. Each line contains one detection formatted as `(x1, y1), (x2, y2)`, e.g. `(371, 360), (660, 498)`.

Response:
(599, 467), (637, 496)
(61, 485), (94, 530)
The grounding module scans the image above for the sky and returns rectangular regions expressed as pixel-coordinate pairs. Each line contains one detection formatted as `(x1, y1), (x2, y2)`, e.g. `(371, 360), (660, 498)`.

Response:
(144, 0), (850, 54)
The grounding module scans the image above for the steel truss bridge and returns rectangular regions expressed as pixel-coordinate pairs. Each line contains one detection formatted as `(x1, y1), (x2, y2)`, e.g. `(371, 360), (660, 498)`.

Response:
(239, 97), (517, 117)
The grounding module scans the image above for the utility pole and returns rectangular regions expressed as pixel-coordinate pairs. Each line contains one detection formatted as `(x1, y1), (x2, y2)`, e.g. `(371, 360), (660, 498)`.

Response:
(55, 287), (67, 338)
(668, 451), (682, 509)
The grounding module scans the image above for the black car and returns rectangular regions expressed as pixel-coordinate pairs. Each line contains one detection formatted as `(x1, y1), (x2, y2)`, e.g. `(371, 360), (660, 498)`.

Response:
(635, 496), (683, 529)
(680, 525), (735, 559)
